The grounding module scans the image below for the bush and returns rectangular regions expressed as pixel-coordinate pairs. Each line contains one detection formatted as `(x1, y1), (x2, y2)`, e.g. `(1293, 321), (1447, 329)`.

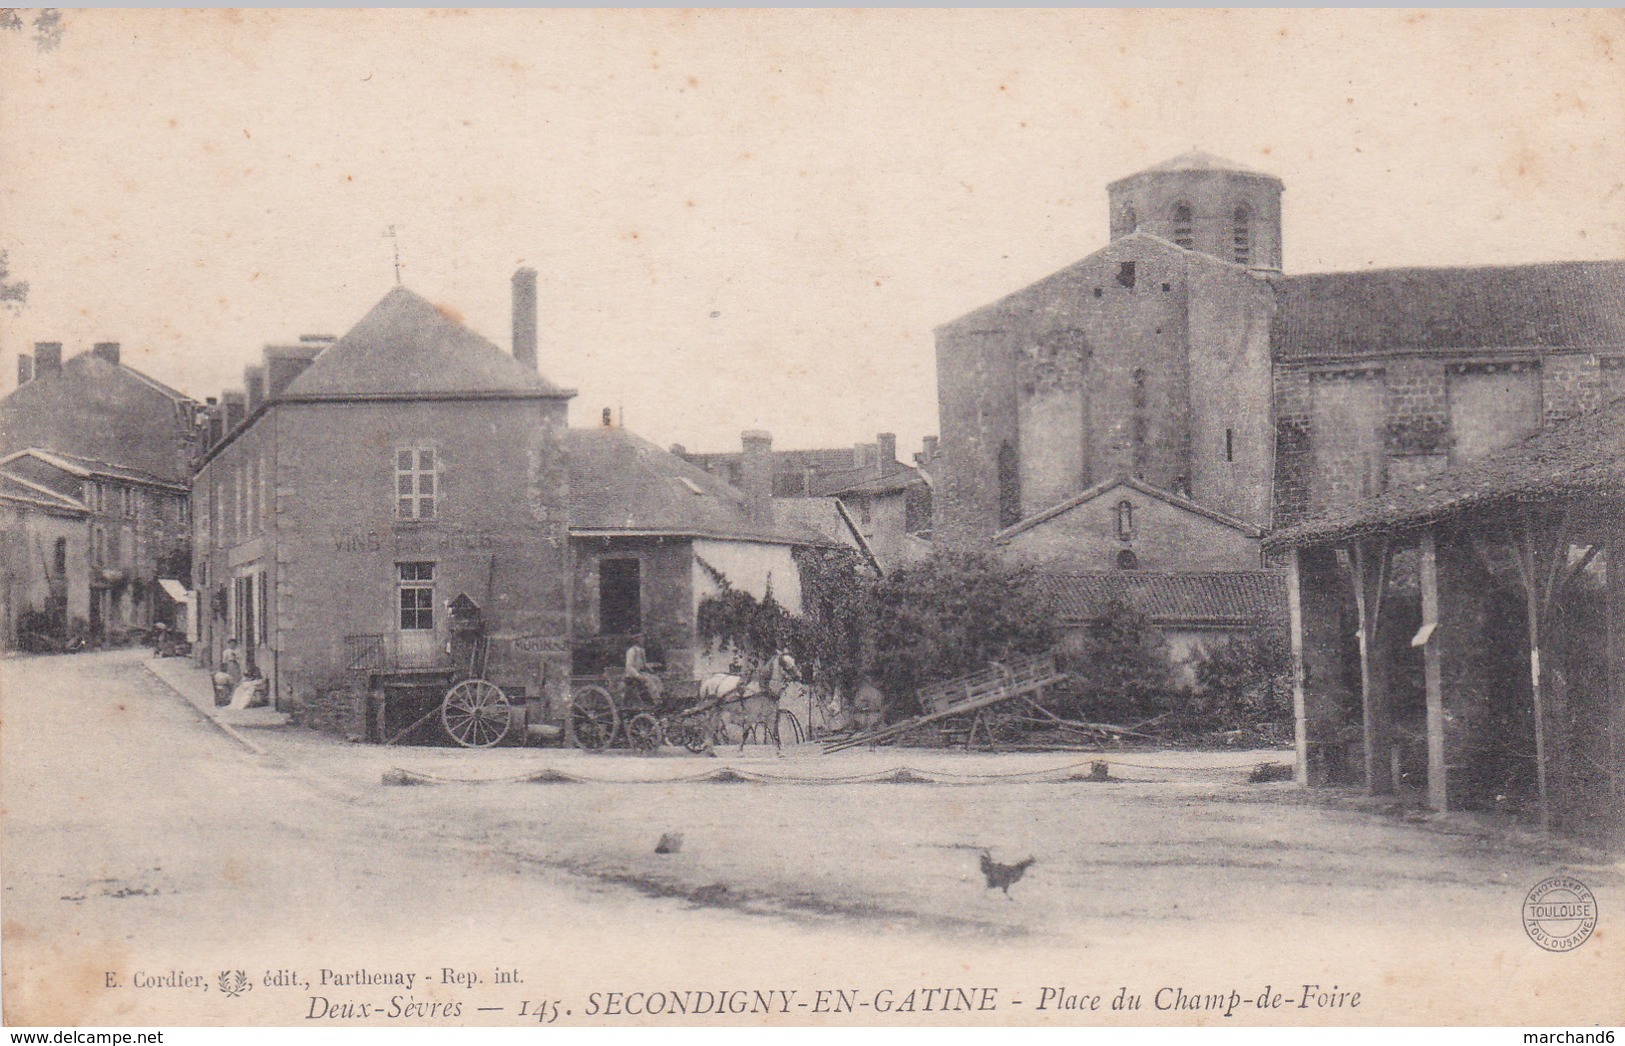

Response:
(1183, 629), (1293, 741)
(1054, 599), (1179, 724)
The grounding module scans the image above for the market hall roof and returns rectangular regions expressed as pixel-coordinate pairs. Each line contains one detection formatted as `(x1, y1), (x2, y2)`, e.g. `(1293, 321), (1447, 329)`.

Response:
(282, 286), (575, 401)
(1273, 260), (1625, 362)
(1265, 396), (1625, 553)
(564, 426), (843, 548)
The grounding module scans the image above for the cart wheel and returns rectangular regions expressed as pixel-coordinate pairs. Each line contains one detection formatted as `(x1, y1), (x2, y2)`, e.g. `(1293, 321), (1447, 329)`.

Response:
(775, 708), (805, 746)
(669, 715), (711, 753)
(441, 679), (513, 748)
(626, 712), (663, 752)
(570, 684), (620, 750)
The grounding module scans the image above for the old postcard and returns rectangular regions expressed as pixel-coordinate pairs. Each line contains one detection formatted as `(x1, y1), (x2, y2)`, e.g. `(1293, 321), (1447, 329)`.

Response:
(1, 8), (1622, 1031)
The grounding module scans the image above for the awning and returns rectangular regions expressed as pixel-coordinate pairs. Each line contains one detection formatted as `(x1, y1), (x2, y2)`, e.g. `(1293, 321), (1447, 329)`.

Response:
(158, 578), (191, 603)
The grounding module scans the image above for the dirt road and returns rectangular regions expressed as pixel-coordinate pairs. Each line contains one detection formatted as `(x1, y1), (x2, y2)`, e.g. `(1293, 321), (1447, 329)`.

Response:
(2, 650), (1619, 1026)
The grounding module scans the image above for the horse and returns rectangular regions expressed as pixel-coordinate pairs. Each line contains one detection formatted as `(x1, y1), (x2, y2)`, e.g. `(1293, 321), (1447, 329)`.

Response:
(695, 652), (800, 755)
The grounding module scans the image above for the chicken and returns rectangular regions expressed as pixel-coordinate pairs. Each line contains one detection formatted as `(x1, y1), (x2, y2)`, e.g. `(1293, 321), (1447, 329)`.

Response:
(979, 851), (1035, 898)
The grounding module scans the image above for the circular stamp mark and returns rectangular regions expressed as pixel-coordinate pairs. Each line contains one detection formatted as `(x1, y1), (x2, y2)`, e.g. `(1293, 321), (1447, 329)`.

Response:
(1522, 875), (1598, 952)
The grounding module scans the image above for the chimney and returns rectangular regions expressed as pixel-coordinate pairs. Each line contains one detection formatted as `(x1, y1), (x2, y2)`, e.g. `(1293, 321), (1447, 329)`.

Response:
(265, 344), (323, 398)
(669, 443), (687, 458)
(740, 430), (774, 524)
(222, 391), (246, 433)
(17, 353), (32, 385)
(91, 341), (121, 367)
(877, 433), (897, 468)
(33, 342), (62, 376)
(512, 267), (538, 371)
(244, 365), (266, 413)
(206, 404), (223, 448)
(921, 435), (939, 465)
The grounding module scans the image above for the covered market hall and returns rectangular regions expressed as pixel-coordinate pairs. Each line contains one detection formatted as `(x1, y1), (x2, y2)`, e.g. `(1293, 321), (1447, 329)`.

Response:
(1266, 397), (1625, 841)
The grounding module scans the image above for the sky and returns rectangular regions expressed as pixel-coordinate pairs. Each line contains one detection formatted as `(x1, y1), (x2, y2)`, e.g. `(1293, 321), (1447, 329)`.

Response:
(2, 9), (1622, 459)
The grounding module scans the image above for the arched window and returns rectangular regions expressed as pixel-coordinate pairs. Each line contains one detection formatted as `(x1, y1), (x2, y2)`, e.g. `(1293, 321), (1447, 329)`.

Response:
(1232, 204), (1252, 265)
(1116, 549), (1140, 570)
(1116, 499), (1135, 540)
(1172, 203), (1194, 249)
(997, 440), (1021, 528)
(1123, 205), (1138, 234)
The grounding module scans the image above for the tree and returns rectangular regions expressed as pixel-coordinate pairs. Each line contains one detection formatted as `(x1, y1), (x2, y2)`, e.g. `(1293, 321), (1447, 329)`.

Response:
(0, 250), (27, 315)
(865, 550), (1057, 714)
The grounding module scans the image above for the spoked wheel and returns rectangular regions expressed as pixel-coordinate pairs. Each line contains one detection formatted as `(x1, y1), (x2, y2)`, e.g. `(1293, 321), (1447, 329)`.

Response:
(570, 684), (620, 750)
(668, 714), (711, 753)
(626, 712), (663, 752)
(441, 679), (513, 748)
(775, 708), (805, 746)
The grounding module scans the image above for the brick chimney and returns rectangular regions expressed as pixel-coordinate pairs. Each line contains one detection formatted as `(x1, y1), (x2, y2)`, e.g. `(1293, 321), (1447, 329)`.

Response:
(91, 342), (121, 366)
(206, 402), (223, 448)
(877, 432), (897, 469)
(741, 430), (774, 524)
(244, 365), (266, 413)
(920, 435), (939, 465)
(265, 344), (324, 398)
(512, 267), (538, 371)
(17, 353), (32, 385)
(222, 391), (246, 433)
(33, 342), (62, 376)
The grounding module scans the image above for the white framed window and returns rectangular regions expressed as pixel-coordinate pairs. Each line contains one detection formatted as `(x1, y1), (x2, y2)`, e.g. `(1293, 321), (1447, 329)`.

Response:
(395, 447), (438, 520)
(398, 562), (435, 630)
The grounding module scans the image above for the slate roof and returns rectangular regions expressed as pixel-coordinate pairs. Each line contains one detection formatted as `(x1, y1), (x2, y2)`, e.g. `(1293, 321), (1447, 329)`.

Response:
(0, 468), (88, 515)
(995, 475), (1262, 543)
(1265, 396), (1625, 552)
(771, 496), (880, 570)
(0, 448), (185, 491)
(1035, 570), (1289, 628)
(283, 286), (573, 400)
(1108, 149), (1279, 186)
(564, 426), (840, 547)
(1274, 261), (1625, 362)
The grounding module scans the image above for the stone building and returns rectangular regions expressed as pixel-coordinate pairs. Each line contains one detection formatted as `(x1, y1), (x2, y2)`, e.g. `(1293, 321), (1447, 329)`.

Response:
(193, 270), (838, 738)
(191, 279), (577, 727)
(679, 432), (933, 573)
(0, 342), (198, 644)
(934, 150), (1625, 653)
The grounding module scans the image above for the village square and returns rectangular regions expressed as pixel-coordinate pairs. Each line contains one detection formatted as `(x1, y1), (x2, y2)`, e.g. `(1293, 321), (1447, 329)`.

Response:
(0, 8), (1622, 1030)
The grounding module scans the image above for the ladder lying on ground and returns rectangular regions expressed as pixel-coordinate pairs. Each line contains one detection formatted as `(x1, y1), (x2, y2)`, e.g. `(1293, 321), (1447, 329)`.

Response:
(822, 651), (1068, 754)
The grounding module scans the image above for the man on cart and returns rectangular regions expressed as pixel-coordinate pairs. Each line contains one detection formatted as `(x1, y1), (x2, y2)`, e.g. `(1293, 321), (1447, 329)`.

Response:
(623, 635), (663, 706)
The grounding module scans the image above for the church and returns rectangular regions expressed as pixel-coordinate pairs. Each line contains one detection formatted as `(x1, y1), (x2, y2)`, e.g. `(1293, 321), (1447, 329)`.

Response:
(934, 150), (1625, 585)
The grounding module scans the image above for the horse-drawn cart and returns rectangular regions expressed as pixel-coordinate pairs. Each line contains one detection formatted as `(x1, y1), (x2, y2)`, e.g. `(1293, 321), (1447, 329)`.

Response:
(346, 609), (721, 752)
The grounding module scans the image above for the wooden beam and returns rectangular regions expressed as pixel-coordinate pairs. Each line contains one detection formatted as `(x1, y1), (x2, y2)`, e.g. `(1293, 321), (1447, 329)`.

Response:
(1350, 536), (1393, 795)
(1515, 507), (1553, 833)
(1419, 527), (1447, 813)
(1286, 548), (1309, 787)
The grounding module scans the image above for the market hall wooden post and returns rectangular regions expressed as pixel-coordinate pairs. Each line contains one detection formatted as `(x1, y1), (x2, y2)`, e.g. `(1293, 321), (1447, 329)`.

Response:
(1418, 527), (1447, 813)
(1510, 505), (1571, 834)
(1349, 535), (1393, 795)
(1286, 547), (1309, 787)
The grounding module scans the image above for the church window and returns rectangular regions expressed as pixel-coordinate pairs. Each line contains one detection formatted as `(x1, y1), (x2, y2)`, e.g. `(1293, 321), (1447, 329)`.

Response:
(1233, 204), (1252, 265)
(997, 440), (1021, 528)
(1123, 206), (1137, 233)
(1116, 500), (1135, 540)
(1116, 549), (1140, 570)
(1093, 287), (1103, 299)
(1172, 203), (1194, 249)
(1117, 261), (1136, 289)
(1225, 428), (1235, 462)
(1161, 282), (1171, 293)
